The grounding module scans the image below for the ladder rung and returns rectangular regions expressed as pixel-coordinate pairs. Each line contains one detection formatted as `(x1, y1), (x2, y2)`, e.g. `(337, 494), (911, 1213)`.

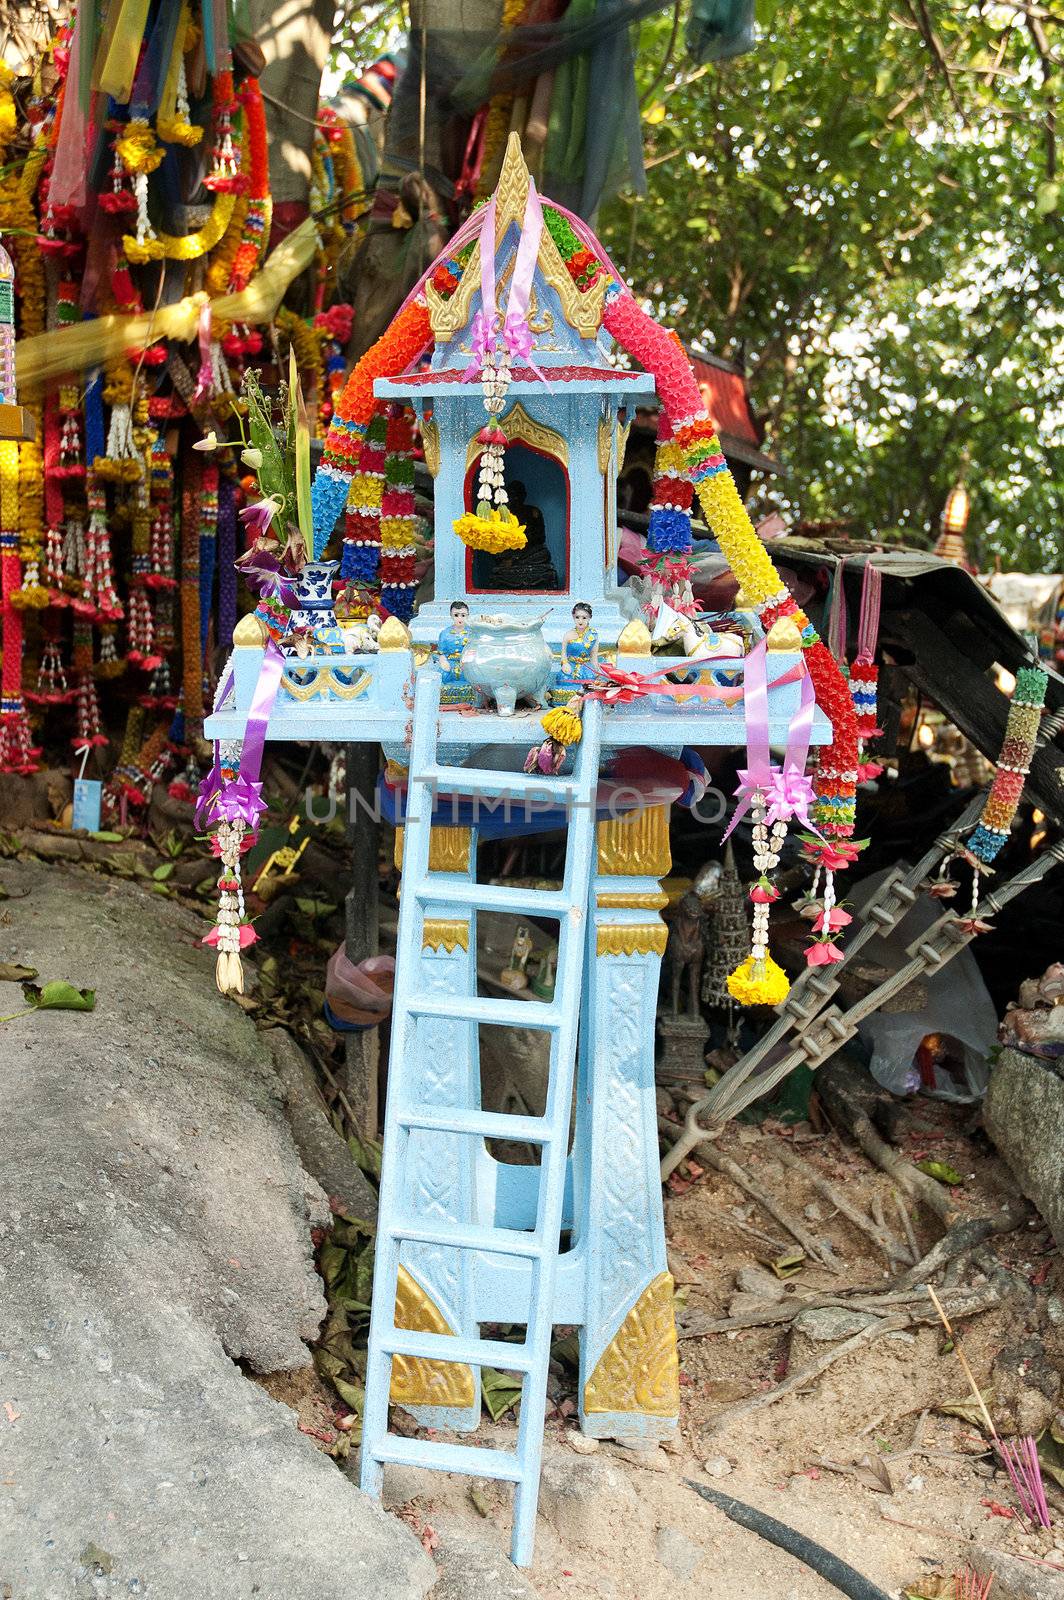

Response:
(417, 765), (579, 802)
(391, 1216), (543, 1258)
(416, 879), (572, 916)
(406, 993), (561, 1030)
(381, 1327), (534, 1372)
(370, 1433), (523, 1483)
(398, 1106), (553, 1143)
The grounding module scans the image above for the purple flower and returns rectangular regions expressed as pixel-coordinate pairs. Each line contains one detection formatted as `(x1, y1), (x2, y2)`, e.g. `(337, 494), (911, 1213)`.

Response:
(239, 495), (282, 542)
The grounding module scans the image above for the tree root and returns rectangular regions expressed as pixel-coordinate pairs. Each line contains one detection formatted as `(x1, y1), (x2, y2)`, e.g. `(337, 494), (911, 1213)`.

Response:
(658, 1116), (840, 1274)
(702, 1285), (999, 1434)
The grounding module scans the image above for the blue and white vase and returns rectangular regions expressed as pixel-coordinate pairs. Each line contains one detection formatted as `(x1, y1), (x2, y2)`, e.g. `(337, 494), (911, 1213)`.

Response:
(286, 561), (345, 655)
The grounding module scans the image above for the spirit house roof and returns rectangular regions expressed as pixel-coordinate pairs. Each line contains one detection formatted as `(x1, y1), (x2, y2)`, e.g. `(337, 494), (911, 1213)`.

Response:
(377, 139), (654, 400)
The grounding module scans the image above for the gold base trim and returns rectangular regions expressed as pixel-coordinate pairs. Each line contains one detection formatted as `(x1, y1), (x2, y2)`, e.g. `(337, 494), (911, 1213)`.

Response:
(597, 804), (672, 877)
(394, 824), (472, 873)
(596, 890), (670, 910)
(421, 416), (440, 478)
(597, 924), (668, 958)
(422, 918), (470, 952)
(583, 1272), (679, 1417)
(391, 1265), (476, 1408)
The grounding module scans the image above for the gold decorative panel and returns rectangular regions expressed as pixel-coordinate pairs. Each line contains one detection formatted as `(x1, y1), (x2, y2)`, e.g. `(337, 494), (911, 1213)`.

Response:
(421, 416), (440, 478)
(278, 668), (371, 703)
(378, 616), (411, 651)
(394, 824), (472, 873)
(617, 619), (652, 655)
(596, 805), (671, 877)
(465, 401), (568, 472)
(422, 918), (470, 952)
(596, 415), (614, 476)
(584, 1272), (680, 1417)
(390, 1264), (476, 1408)
(596, 924), (668, 958)
(596, 890), (670, 911)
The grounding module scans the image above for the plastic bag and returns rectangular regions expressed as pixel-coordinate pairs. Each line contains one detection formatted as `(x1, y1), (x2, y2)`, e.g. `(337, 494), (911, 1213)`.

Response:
(850, 869), (995, 1103)
(325, 947), (395, 1028)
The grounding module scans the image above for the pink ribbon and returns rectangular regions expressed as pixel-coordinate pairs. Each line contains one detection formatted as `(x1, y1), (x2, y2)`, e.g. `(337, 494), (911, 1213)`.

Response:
(195, 641), (285, 836)
(722, 641), (820, 842)
(461, 179), (548, 385)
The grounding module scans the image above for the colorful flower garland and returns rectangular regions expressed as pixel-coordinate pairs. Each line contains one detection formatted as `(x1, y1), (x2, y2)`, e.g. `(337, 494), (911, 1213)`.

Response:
(968, 667), (1047, 863)
(379, 404), (419, 619)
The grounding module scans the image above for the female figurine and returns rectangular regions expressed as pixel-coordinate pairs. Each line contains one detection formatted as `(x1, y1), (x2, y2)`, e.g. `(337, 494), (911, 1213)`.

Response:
(552, 602), (598, 704)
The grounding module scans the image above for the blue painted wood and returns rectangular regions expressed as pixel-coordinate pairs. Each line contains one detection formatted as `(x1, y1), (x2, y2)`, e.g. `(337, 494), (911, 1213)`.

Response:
(360, 666), (604, 1567)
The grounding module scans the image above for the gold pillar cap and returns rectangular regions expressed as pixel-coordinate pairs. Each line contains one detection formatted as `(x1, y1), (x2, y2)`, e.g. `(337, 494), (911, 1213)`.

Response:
(233, 612), (267, 647)
(378, 616), (412, 651)
(618, 618), (652, 654)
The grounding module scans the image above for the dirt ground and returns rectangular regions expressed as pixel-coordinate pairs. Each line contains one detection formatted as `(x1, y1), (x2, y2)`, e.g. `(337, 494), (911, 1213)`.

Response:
(263, 1100), (1064, 1598)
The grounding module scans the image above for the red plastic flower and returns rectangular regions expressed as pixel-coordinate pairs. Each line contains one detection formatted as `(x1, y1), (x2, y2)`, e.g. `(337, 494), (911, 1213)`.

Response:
(806, 940), (845, 967)
(812, 907), (852, 934)
(750, 883), (779, 904)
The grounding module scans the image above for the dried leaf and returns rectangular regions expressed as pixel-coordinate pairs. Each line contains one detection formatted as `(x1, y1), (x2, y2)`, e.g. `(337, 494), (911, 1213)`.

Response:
(481, 1366), (523, 1422)
(0, 963), (36, 982)
(851, 1452), (895, 1494)
(769, 1250), (806, 1279)
(469, 1486), (492, 1518)
(938, 1392), (995, 1427)
(902, 1577), (951, 1599)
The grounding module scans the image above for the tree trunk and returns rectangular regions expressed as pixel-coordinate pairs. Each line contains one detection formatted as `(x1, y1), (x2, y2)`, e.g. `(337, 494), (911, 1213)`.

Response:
(248, 0), (335, 230)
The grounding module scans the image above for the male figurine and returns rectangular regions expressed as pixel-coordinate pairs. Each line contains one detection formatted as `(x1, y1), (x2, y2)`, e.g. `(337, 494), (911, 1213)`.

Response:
(436, 600), (475, 705)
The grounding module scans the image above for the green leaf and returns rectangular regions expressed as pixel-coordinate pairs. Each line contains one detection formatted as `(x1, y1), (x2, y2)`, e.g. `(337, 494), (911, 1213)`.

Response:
(152, 862), (175, 881)
(1036, 180), (1060, 216)
(291, 346), (312, 553)
(770, 59), (788, 93)
(90, 831), (124, 842)
(916, 1159), (964, 1186)
(481, 1366), (523, 1422)
(25, 980), (96, 1012)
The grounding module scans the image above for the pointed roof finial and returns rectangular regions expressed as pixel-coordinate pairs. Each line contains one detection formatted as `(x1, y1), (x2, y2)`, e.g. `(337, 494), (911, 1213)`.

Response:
(495, 132), (530, 227)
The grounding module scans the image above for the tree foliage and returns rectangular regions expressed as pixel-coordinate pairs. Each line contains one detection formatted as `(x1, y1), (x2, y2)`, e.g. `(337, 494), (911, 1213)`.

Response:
(599, 0), (1064, 570)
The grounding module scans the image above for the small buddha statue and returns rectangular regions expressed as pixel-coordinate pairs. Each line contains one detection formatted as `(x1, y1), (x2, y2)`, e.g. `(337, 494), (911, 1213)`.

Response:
(488, 481), (560, 591)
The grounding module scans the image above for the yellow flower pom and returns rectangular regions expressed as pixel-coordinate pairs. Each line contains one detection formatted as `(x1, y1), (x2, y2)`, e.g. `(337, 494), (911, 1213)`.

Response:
(115, 119), (165, 175)
(726, 954), (790, 1007)
(453, 507), (527, 554)
(542, 706), (582, 745)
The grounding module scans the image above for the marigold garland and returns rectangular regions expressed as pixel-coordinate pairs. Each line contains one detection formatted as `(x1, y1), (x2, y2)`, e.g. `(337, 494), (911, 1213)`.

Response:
(312, 297), (433, 554)
(124, 187), (238, 266)
(726, 953), (790, 1008)
(454, 508), (527, 554)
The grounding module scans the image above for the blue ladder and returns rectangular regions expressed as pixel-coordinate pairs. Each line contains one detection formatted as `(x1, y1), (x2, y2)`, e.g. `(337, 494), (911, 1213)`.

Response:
(360, 666), (604, 1567)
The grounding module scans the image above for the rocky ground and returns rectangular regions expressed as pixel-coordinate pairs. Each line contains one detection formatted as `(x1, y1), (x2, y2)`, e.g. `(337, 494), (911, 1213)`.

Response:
(3, 845), (1063, 1599)
(0, 857), (432, 1600)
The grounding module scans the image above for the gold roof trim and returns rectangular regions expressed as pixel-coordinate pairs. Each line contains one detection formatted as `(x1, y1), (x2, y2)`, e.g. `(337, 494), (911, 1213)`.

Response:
(427, 134), (608, 344)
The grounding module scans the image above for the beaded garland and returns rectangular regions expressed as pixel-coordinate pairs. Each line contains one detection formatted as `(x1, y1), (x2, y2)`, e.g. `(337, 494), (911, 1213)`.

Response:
(968, 667), (1047, 863)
